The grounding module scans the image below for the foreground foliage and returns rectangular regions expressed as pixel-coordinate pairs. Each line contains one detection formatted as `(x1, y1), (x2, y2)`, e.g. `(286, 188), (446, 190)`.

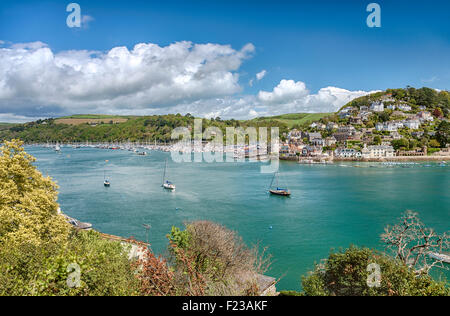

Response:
(1, 141), (447, 296)
(301, 247), (449, 296)
(0, 140), (139, 295)
(136, 221), (272, 296)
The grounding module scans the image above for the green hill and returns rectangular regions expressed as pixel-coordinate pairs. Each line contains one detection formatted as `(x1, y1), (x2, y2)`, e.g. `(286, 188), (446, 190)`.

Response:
(1, 86), (448, 143)
(0, 114), (289, 143)
(339, 87), (450, 113)
(249, 113), (331, 128)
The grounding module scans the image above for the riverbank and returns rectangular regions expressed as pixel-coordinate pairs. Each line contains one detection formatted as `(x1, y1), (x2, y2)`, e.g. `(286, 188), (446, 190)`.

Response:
(334, 156), (450, 162)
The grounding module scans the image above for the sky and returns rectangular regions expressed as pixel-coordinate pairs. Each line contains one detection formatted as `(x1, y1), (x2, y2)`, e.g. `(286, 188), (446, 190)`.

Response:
(0, 0), (449, 122)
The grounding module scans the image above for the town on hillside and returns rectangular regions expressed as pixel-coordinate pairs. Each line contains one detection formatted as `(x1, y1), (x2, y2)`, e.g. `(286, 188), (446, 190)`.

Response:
(280, 90), (450, 162)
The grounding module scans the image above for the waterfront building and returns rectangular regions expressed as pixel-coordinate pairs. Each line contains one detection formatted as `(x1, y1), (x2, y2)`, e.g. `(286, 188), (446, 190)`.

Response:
(361, 144), (395, 158)
(334, 148), (362, 158)
(324, 136), (337, 147)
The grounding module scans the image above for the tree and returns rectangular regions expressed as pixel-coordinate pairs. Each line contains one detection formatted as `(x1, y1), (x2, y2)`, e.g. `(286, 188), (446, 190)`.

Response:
(135, 246), (176, 296)
(373, 135), (382, 145)
(168, 221), (272, 296)
(381, 211), (449, 275)
(429, 139), (441, 148)
(0, 141), (140, 296)
(301, 246), (449, 296)
(392, 138), (409, 150)
(0, 140), (70, 247)
(436, 120), (450, 147)
(433, 108), (444, 118)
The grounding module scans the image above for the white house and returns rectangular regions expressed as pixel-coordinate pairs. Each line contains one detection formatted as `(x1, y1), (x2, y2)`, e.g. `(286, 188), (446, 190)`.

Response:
(403, 120), (420, 130)
(335, 148), (362, 158)
(376, 122), (399, 132)
(370, 101), (384, 112)
(398, 104), (412, 112)
(361, 145), (395, 158)
(386, 104), (396, 110)
(326, 122), (339, 131)
(417, 111), (434, 122)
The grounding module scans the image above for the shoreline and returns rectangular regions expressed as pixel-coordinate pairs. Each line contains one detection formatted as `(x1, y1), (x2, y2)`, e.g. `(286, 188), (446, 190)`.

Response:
(333, 156), (450, 162)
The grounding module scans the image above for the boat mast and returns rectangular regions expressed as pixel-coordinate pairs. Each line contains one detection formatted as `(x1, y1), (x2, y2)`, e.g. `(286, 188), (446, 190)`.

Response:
(269, 172), (276, 189)
(162, 159), (167, 184)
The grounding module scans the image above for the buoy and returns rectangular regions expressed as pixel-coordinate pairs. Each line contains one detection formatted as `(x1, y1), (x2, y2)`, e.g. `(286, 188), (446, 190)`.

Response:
(269, 226), (273, 230)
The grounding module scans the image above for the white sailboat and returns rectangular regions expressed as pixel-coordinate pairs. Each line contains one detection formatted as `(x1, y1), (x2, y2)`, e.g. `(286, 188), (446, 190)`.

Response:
(268, 172), (291, 196)
(162, 158), (176, 190)
(103, 170), (110, 187)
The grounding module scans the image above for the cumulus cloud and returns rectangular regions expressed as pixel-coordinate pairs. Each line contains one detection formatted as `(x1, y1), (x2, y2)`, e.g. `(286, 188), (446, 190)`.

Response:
(258, 80), (377, 114)
(0, 41), (375, 122)
(0, 41), (254, 119)
(0, 113), (42, 123)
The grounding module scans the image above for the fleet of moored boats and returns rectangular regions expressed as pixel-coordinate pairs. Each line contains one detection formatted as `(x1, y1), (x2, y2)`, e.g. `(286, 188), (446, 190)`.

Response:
(38, 142), (448, 197)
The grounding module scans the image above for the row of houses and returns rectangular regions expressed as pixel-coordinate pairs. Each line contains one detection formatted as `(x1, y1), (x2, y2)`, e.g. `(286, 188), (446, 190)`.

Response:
(335, 144), (395, 159)
(375, 111), (434, 132)
(369, 100), (413, 113)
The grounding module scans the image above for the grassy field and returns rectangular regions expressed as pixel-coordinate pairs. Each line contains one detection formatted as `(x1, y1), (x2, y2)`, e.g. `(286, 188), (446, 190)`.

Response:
(249, 113), (332, 128)
(54, 112), (332, 127)
(58, 114), (132, 119)
(55, 118), (129, 125)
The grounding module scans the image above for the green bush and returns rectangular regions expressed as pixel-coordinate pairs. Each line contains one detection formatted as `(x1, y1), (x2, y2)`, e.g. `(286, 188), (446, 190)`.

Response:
(301, 246), (449, 296)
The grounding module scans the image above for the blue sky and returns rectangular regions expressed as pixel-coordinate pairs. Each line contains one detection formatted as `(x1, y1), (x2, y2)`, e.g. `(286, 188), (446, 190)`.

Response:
(0, 0), (449, 121)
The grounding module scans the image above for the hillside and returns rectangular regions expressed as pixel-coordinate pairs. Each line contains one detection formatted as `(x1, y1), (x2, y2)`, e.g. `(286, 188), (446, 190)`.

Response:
(249, 113), (330, 128)
(0, 114), (290, 143)
(1, 87), (448, 144)
(339, 87), (450, 114)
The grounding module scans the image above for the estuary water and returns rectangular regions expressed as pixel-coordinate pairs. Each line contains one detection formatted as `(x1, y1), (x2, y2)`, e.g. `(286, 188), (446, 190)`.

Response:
(27, 146), (450, 291)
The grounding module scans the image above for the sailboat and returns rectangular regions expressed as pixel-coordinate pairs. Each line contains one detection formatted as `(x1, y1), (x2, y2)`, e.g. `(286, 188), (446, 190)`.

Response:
(268, 172), (291, 196)
(162, 158), (176, 190)
(103, 171), (110, 187)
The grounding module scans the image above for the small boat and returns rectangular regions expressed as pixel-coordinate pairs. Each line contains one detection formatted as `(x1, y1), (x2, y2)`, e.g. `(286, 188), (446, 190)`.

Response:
(163, 180), (176, 190)
(103, 171), (110, 187)
(268, 172), (290, 196)
(162, 158), (176, 190)
(428, 252), (450, 264)
(137, 151), (147, 156)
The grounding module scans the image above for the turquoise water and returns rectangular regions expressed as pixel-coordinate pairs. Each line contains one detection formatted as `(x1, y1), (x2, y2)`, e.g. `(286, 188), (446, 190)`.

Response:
(28, 146), (450, 291)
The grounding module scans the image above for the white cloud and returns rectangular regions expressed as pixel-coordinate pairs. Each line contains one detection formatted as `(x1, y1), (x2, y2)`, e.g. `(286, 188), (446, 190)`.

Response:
(0, 41), (254, 119)
(258, 80), (308, 105)
(256, 70), (267, 81)
(0, 113), (42, 123)
(0, 41), (376, 122)
(258, 80), (377, 114)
